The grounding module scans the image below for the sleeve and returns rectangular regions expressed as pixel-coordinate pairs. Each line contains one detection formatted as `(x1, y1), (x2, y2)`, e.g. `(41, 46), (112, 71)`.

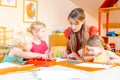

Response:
(30, 43), (34, 52)
(64, 27), (71, 39)
(89, 26), (98, 37)
(108, 51), (120, 59)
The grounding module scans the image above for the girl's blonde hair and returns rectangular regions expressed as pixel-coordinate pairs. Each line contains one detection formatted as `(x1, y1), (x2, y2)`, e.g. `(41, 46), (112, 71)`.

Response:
(13, 31), (33, 50)
(27, 21), (46, 34)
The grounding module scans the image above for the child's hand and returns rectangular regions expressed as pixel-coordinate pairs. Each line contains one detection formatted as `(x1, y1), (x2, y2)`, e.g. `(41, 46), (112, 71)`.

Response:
(78, 49), (82, 57)
(67, 52), (80, 60)
(105, 60), (113, 65)
(109, 59), (120, 65)
(94, 52), (102, 57)
(39, 54), (48, 60)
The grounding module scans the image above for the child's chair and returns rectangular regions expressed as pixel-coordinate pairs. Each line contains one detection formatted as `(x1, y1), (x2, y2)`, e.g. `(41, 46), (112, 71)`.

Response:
(51, 46), (66, 58)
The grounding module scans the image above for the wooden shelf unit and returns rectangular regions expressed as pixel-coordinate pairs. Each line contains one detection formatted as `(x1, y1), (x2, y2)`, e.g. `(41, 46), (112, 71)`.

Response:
(98, 6), (120, 52)
(0, 27), (14, 46)
(100, 6), (120, 13)
(98, 6), (120, 35)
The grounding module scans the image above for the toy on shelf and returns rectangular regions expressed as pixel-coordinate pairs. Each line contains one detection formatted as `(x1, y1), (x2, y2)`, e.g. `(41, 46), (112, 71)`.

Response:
(116, 31), (120, 36)
(27, 58), (56, 66)
(109, 43), (116, 52)
(52, 29), (64, 35)
(106, 31), (116, 36)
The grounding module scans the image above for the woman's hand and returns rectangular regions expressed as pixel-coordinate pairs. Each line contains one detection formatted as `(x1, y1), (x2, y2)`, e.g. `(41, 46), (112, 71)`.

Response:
(48, 51), (54, 58)
(78, 49), (82, 57)
(67, 52), (80, 60)
(60, 51), (68, 58)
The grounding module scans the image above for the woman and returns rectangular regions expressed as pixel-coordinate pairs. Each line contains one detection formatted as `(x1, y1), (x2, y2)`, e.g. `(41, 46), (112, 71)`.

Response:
(61, 8), (98, 61)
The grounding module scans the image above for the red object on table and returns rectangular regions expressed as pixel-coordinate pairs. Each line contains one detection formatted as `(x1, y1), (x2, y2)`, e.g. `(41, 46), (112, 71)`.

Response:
(27, 58), (56, 66)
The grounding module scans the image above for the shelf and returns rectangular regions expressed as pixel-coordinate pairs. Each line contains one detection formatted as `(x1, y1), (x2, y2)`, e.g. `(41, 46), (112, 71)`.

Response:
(0, 37), (14, 40)
(0, 27), (13, 46)
(100, 6), (120, 12)
(98, 6), (120, 35)
(102, 36), (120, 38)
(103, 23), (120, 28)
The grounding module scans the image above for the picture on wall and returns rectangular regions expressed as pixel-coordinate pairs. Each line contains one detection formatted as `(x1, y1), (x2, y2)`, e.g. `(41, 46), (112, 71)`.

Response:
(0, 0), (17, 7)
(23, 0), (38, 23)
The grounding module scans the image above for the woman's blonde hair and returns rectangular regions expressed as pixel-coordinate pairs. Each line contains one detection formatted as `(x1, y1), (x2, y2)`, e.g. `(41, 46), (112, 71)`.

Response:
(27, 21), (46, 34)
(66, 8), (87, 54)
(13, 31), (33, 50)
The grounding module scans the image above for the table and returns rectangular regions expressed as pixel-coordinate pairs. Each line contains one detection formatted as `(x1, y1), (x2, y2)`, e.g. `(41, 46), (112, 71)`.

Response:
(0, 59), (120, 80)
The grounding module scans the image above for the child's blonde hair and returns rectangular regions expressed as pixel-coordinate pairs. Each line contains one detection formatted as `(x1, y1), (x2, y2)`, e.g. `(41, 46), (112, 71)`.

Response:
(87, 34), (104, 47)
(27, 21), (46, 34)
(13, 31), (33, 50)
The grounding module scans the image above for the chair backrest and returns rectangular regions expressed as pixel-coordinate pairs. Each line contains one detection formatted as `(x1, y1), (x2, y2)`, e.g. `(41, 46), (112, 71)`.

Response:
(51, 46), (66, 58)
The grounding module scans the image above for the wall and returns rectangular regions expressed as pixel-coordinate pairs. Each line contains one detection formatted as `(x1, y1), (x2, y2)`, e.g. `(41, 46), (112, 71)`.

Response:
(0, 0), (98, 46)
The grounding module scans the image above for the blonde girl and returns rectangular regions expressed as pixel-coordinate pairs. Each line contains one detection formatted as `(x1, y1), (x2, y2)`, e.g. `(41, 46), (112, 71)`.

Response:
(27, 21), (49, 55)
(2, 31), (47, 64)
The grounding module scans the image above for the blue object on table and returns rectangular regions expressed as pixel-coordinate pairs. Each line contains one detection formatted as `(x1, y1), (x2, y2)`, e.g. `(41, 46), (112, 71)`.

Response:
(106, 31), (116, 36)
(67, 60), (80, 64)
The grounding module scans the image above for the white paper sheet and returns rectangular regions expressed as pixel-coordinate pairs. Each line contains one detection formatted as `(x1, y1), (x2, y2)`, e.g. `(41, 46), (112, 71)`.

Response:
(0, 72), (36, 80)
(37, 70), (88, 80)
(0, 62), (20, 69)
(40, 65), (77, 71)
(0, 71), (88, 80)
(56, 58), (66, 62)
(75, 63), (113, 69)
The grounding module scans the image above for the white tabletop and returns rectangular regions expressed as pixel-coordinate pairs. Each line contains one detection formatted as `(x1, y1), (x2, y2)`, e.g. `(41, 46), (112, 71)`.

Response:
(39, 65), (120, 80)
(0, 58), (120, 80)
